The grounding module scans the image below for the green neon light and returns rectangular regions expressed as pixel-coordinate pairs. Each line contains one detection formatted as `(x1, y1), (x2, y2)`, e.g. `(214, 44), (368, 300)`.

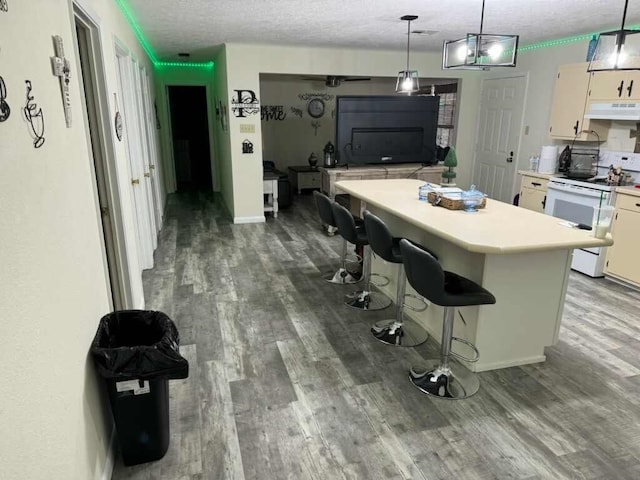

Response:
(519, 24), (640, 52)
(115, 0), (214, 70)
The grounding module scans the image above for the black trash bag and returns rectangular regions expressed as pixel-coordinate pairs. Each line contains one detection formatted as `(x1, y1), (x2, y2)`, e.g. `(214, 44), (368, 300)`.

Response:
(91, 310), (189, 380)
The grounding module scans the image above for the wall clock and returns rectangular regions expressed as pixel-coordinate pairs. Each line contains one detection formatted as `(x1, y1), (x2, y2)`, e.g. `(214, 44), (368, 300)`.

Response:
(307, 98), (325, 118)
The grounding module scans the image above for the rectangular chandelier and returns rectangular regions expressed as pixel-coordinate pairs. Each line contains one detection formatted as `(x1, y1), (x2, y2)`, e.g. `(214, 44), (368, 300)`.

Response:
(443, 33), (519, 69)
(587, 29), (640, 71)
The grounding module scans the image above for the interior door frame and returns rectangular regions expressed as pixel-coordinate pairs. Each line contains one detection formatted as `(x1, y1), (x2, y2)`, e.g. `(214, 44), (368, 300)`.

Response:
(71, 1), (134, 309)
(471, 73), (529, 201)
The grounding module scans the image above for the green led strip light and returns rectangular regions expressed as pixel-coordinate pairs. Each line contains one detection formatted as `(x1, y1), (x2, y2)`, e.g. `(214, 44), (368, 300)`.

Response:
(115, 0), (213, 69)
(519, 24), (640, 52)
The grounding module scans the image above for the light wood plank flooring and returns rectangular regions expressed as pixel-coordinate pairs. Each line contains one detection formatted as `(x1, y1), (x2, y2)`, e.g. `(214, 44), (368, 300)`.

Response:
(112, 191), (640, 480)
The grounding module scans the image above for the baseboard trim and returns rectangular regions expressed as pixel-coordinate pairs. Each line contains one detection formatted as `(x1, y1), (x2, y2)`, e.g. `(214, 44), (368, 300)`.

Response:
(233, 215), (265, 224)
(100, 426), (116, 480)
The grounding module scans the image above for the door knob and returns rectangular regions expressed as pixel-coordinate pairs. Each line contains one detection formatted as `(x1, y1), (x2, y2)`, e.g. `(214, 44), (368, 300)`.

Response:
(131, 178), (140, 185)
(506, 151), (514, 163)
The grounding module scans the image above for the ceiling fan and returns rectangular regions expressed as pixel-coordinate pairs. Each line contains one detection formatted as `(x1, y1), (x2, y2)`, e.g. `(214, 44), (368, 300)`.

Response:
(303, 75), (372, 87)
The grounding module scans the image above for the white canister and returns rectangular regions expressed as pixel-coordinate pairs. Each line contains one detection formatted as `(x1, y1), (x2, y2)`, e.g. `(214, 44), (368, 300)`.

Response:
(538, 145), (559, 174)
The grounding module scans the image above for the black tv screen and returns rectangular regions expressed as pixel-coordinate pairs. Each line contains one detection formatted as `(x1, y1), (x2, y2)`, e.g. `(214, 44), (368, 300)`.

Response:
(335, 95), (439, 166)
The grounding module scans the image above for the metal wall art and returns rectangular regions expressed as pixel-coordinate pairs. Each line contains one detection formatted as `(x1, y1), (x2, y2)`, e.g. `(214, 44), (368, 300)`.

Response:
(231, 89), (259, 118)
(242, 139), (254, 154)
(0, 76), (9, 122)
(311, 121), (321, 136)
(0, 0), (7, 12)
(50, 35), (71, 128)
(23, 80), (45, 148)
(290, 107), (303, 118)
(261, 105), (287, 121)
(298, 93), (333, 101)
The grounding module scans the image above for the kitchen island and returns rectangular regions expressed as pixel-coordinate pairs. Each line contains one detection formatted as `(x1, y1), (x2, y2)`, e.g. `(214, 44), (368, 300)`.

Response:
(335, 179), (613, 372)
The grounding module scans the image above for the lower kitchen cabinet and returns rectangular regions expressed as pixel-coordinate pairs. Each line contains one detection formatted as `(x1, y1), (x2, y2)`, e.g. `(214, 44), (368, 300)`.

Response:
(605, 190), (640, 288)
(518, 171), (551, 213)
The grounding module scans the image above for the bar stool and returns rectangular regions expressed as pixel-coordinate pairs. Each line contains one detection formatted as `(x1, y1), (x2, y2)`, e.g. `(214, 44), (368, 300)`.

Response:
(363, 211), (430, 346)
(399, 239), (496, 399)
(331, 202), (391, 311)
(312, 191), (360, 284)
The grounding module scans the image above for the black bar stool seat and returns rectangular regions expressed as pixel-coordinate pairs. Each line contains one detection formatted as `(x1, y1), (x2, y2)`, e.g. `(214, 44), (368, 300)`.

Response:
(332, 202), (391, 311)
(400, 239), (496, 399)
(363, 210), (431, 347)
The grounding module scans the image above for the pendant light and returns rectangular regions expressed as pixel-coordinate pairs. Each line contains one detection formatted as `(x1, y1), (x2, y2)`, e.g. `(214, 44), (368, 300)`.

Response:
(442, 0), (519, 70)
(396, 15), (419, 94)
(588, 0), (640, 71)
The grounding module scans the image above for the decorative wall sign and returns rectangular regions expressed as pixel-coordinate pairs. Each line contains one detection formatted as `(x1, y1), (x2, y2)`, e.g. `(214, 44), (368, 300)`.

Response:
(290, 107), (303, 118)
(0, 0), (7, 12)
(154, 101), (161, 129)
(231, 89), (260, 118)
(50, 35), (72, 128)
(221, 104), (228, 131)
(261, 105), (287, 121)
(311, 121), (321, 136)
(23, 80), (45, 148)
(242, 139), (254, 154)
(113, 93), (123, 141)
(298, 93), (333, 101)
(0, 76), (10, 122)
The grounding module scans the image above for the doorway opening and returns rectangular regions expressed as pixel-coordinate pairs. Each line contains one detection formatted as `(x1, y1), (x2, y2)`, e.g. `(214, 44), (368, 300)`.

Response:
(168, 86), (212, 192)
(74, 9), (127, 309)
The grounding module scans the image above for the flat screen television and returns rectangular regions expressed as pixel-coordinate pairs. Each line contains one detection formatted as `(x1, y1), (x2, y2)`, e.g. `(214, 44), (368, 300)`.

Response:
(335, 95), (439, 166)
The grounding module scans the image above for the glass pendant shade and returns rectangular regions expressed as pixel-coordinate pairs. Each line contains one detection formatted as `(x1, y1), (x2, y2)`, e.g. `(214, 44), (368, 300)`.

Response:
(396, 70), (419, 93)
(587, 29), (640, 71)
(443, 33), (519, 69)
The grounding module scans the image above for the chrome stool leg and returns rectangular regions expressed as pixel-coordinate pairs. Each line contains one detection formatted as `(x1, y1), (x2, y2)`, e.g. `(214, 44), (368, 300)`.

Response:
(371, 264), (429, 346)
(409, 307), (480, 399)
(323, 238), (361, 284)
(345, 245), (392, 311)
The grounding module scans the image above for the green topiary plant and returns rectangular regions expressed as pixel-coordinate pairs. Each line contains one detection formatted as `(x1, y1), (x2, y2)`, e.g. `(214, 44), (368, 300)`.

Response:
(441, 146), (457, 186)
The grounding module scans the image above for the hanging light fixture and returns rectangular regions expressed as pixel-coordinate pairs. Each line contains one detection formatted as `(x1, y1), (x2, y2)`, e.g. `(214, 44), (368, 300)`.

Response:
(442, 0), (519, 70)
(588, 0), (640, 71)
(396, 15), (419, 94)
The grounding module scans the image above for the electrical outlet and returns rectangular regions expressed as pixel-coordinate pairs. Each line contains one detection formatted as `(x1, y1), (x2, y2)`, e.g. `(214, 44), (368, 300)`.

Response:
(239, 124), (255, 133)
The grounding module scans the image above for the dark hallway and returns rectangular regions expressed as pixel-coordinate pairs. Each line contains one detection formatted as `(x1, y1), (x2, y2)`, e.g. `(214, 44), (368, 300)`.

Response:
(168, 86), (212, 192)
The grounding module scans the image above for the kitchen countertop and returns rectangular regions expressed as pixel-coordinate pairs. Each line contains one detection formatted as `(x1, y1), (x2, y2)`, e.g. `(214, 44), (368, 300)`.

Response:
(615, 185), (640, 197)
(335, 178), (613, 254)
(518, 170), (561, 180)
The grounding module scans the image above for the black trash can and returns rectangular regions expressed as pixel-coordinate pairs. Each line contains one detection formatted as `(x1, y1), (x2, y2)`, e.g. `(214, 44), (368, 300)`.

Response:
(91, 310), (189, 466)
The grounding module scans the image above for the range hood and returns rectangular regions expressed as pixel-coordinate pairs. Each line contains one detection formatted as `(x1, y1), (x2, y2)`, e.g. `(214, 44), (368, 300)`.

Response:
(584, 102), (640, 120)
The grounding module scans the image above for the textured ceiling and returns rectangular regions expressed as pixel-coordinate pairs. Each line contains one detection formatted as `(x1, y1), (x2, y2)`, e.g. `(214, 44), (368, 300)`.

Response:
(126, 0), (640, 61)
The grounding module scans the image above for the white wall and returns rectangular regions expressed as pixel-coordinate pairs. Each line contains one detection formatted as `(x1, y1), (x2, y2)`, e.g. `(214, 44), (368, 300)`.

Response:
(0, 1), (157, 478)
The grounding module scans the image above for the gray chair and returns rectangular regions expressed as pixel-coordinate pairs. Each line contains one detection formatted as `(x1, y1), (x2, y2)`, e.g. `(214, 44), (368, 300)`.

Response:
(363, 210), (430, 346)
(331, 202), (391, 311)
(399, 239), (496, 399)
(312, 191), (359, 284)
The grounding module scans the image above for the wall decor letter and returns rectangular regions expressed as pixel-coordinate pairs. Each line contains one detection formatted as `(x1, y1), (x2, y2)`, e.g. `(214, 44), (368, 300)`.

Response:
(23, 80), (45, 148)
(242, 139), (254, 154)
(0, 76), (10, 122)
(231, 89), (260, 118)
(50, 35), (72, 128)
(261, 105), (287, 122)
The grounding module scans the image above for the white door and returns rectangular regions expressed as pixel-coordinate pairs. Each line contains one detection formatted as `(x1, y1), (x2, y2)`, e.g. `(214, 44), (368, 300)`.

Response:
(472, 76), (527, 203)
(141, 71), (164, 229)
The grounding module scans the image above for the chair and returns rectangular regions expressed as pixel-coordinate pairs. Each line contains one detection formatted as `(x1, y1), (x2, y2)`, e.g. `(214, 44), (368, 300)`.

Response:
(363, 211), (430, 346)
(399, 239), (496, 399)
(312, 191), (359, 284)
(332, 202), (391, 311)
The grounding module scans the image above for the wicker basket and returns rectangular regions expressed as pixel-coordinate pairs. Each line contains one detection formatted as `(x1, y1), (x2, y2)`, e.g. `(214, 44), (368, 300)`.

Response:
(427, 192), (487, 210)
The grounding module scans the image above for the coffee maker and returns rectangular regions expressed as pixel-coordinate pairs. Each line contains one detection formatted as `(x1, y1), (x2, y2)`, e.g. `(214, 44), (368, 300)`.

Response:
(323, 141), (336, 168)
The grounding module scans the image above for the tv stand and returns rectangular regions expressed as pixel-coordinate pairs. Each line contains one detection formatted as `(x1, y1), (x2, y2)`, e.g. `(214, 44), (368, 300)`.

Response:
(319, 164), (444, 200)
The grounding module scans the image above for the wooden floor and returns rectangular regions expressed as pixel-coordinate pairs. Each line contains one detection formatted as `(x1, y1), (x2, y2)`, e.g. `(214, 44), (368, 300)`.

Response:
(112, 191), (640, 480)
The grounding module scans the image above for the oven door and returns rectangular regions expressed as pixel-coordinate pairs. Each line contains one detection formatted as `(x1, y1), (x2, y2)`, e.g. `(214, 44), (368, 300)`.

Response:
(545, 183), (610, 277)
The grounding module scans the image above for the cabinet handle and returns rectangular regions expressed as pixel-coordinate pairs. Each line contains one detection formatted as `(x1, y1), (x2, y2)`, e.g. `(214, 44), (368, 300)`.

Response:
(532, 182), (541, 187)
(542, 195), (546, 209)
(573, 121), (579, 135)
(635, 203), (640, 207)
(628, 80), (634, 97)
(618, 80), (624, 97)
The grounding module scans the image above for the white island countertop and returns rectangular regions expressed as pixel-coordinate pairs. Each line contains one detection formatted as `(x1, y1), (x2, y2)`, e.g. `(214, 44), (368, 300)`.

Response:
(335, 179), (613, 254)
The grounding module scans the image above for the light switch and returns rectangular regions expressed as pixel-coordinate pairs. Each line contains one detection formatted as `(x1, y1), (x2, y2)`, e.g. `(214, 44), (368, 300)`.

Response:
(240, 124), (255, 133)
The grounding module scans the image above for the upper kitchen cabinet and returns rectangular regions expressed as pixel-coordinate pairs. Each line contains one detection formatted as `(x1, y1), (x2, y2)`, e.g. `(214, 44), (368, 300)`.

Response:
(589, 70), (640, 101)
(549, 63), (609, 141)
